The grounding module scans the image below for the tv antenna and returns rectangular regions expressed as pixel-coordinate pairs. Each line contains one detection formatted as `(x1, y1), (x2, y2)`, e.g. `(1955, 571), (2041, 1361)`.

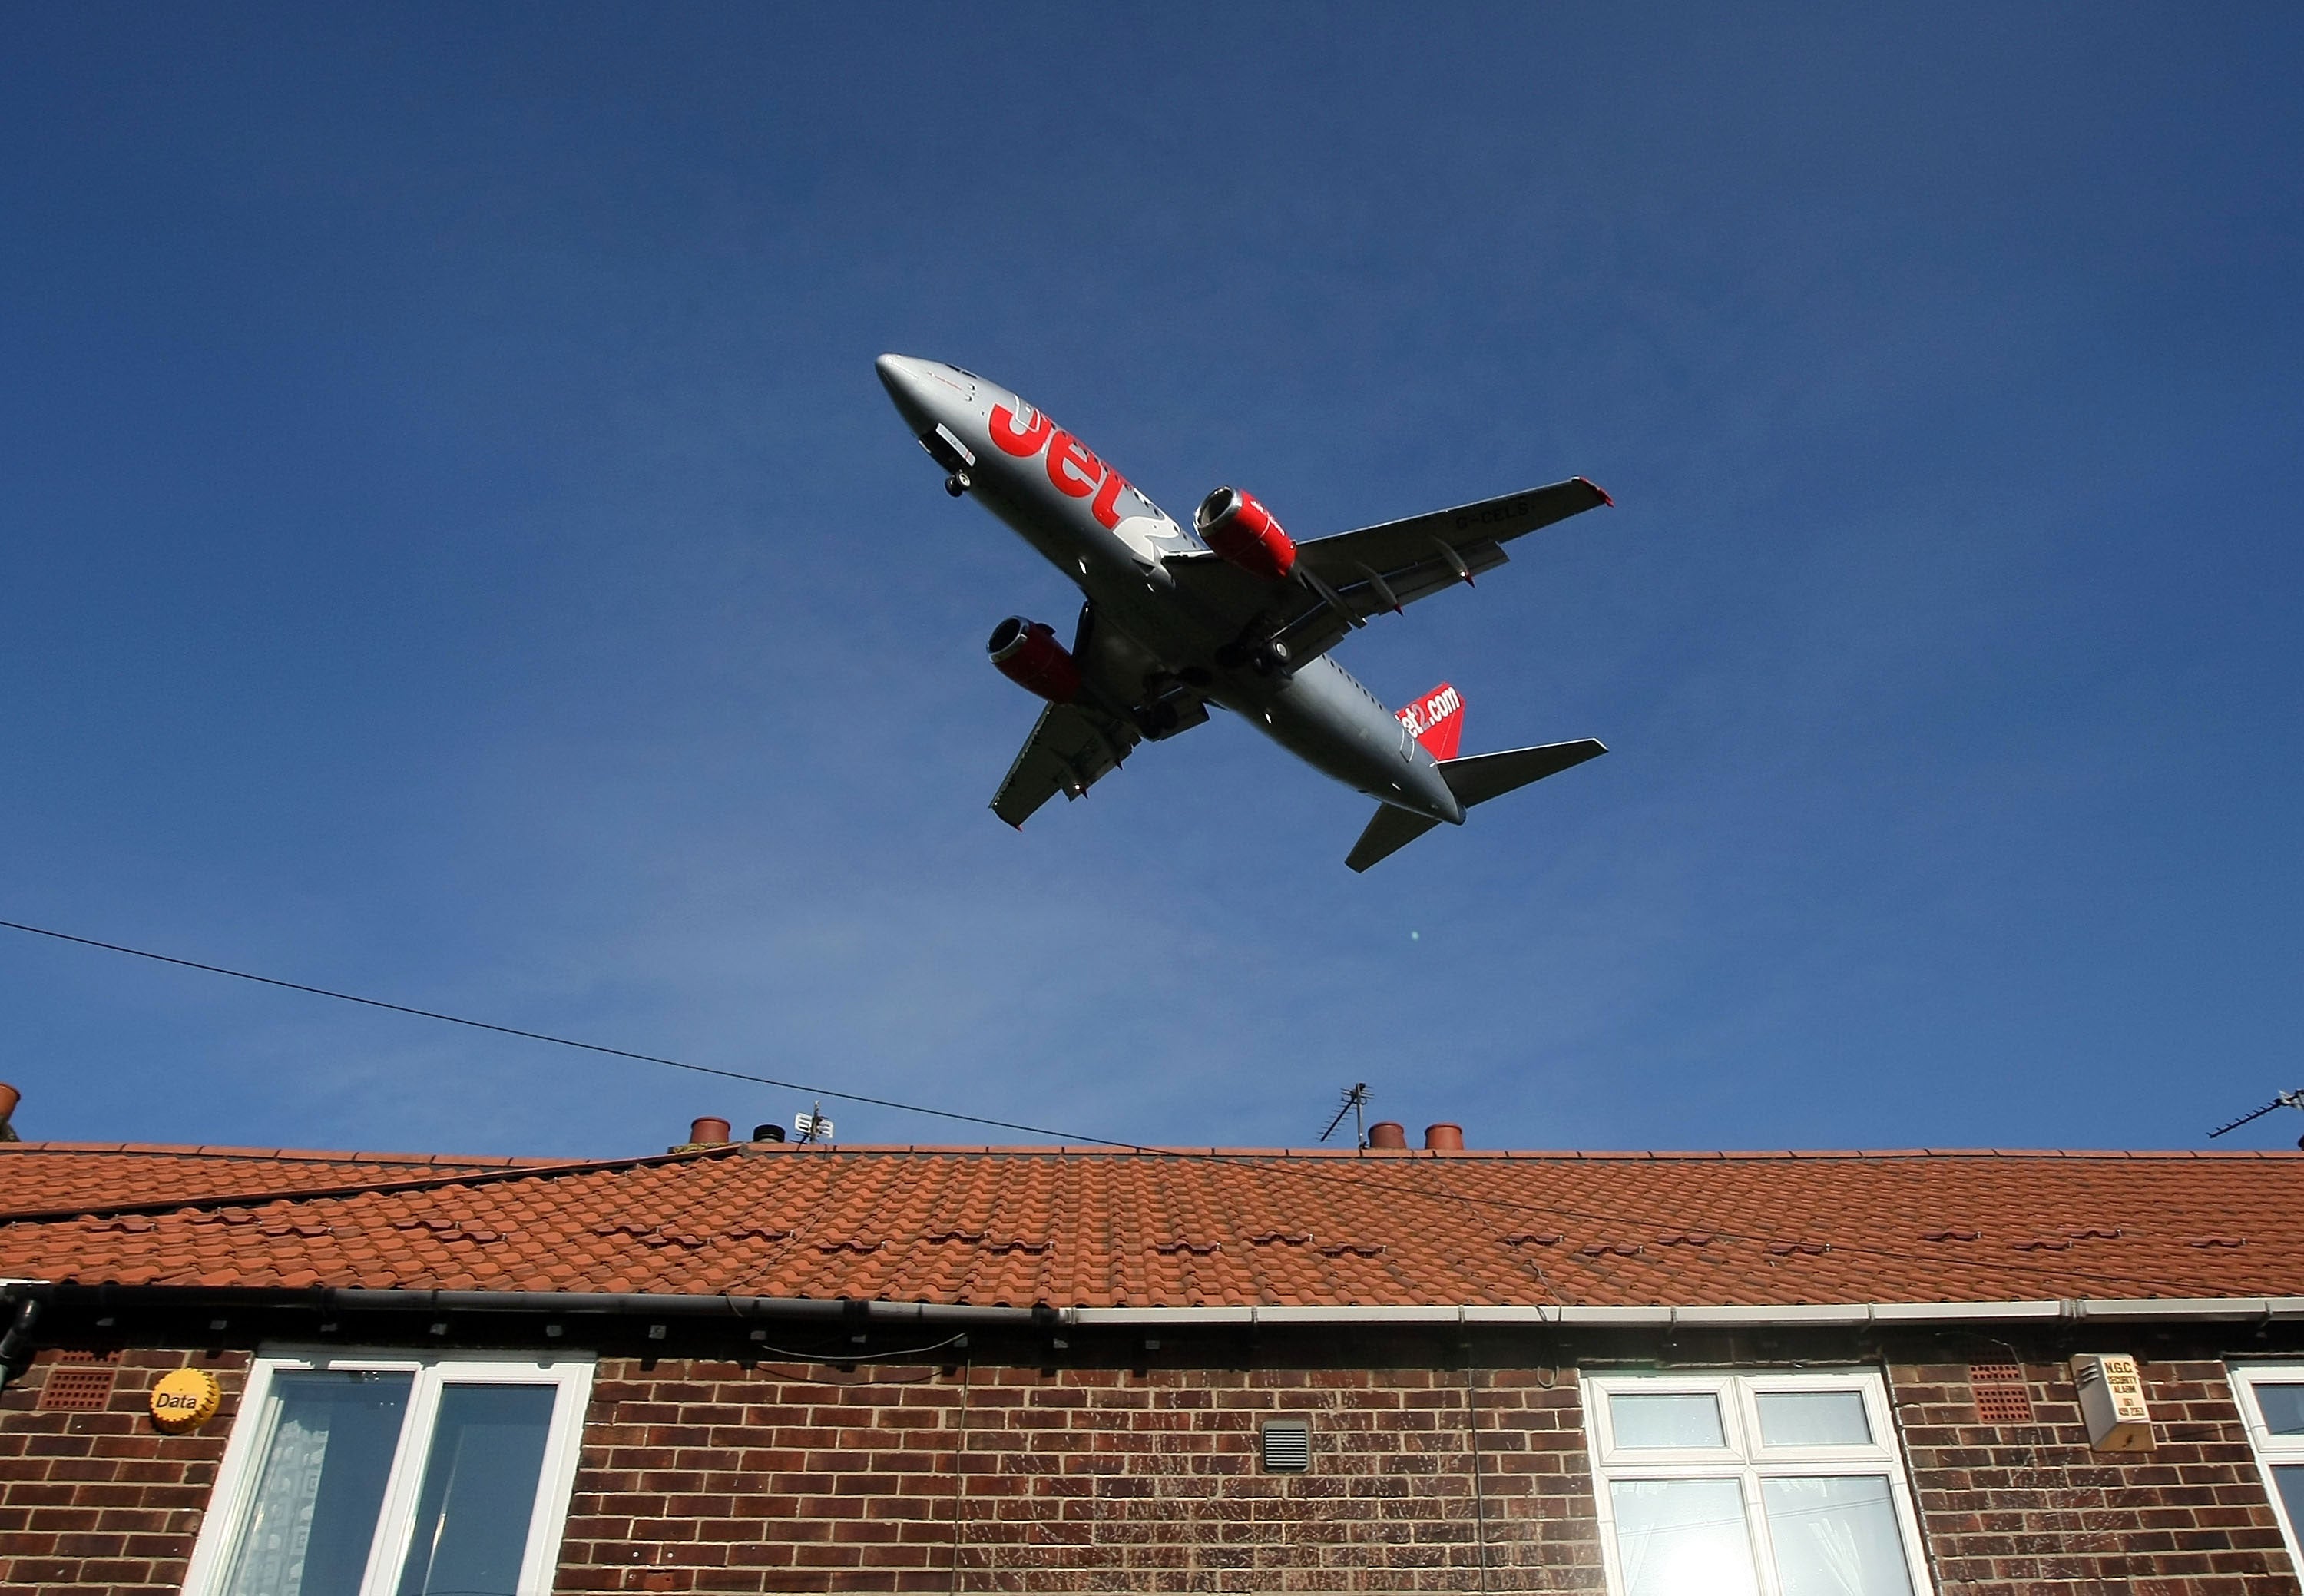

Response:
(2206, 1089), (2304, 1143)
(1319, 1083), (1371, 1149)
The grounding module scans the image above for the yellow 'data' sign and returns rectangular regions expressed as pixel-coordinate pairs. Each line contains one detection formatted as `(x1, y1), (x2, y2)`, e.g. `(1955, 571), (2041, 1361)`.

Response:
(149, 1367), (221, 1432)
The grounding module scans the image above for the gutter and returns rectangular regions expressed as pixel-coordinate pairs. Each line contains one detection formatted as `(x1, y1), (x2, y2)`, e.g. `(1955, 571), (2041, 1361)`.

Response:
(2, 1280), (1044, 1329)
(8, 1280), (2302, 1339)
(1064, 1296), (2304, 1329)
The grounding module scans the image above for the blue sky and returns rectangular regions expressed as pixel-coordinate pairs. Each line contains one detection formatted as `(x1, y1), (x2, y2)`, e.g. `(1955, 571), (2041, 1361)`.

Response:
(2, 6), (2298, 1157)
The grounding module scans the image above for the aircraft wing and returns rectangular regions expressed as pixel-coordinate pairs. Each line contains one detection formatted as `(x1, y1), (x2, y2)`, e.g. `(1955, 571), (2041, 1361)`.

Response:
(1165, 478), (1611, 665)
(989, 701), (1143, 828)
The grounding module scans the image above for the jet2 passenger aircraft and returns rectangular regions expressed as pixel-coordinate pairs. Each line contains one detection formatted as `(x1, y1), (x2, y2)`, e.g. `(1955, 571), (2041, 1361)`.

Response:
(876, 355), (1614, 871)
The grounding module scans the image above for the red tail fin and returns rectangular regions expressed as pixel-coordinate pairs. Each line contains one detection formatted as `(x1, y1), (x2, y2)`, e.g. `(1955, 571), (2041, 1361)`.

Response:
(1396, 682), (1464, 760)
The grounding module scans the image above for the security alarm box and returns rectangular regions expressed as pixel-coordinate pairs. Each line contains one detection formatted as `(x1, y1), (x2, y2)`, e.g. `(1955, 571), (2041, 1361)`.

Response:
(2072, 1354), (2153, 1451)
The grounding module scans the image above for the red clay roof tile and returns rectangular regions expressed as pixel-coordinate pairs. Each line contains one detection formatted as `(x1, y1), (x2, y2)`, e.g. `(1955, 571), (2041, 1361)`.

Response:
(2, 1140), (2302, 1309)
(0, 1140), (566, 1213)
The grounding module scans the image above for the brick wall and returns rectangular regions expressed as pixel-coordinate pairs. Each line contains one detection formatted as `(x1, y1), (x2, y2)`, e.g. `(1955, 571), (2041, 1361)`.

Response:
(0, 1346), (247, 1595)
(560, 1358), (1604, 1594)
(7, 1338), (2302, 1596)
(1889, 1356), (2301, 1596)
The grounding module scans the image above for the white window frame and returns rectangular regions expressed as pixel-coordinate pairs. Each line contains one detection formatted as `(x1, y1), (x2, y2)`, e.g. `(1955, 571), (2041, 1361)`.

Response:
(180, 1346), (595, 1596)
(2227, 1363), (2304, 1574)
(1581, 1368), (1934, 1596)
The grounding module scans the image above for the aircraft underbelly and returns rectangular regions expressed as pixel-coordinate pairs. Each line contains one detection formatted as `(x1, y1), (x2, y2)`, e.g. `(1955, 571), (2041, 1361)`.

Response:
(1224, 661), (1402, 793)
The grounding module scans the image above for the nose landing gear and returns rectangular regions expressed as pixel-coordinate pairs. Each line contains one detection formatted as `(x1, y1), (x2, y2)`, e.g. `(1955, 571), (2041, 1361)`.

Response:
(944, 472), (971, 497)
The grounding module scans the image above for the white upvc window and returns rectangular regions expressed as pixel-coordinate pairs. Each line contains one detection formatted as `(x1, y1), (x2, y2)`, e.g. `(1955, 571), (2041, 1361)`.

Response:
(1581, 1369), (1932, 1596)
(180, 1348), (594, 1596)
(2227, 1364), (2304, 1571)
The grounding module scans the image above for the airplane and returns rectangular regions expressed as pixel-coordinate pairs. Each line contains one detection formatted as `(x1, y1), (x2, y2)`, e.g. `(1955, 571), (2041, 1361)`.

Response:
(875, 354), (1614, 872)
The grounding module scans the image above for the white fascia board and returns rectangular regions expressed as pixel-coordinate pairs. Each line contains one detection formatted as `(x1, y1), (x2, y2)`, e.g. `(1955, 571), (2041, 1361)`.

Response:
(1256, 1305), (1462, 1326)
(2070, 1296), (2272, 1322)
(1067, 1307), (1253, 1327)
(1868, 1300), (2064, 1323)
(1461, 1306), (1564, 1326)
(1060, 1297), (2278, 1329)
(1662, 1304), (1875, 1327)
(1548, 1306), (1676, 1327)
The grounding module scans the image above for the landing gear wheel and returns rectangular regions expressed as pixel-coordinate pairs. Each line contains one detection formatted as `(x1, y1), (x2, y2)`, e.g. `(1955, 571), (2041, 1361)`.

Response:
(945, 472), (971, 497)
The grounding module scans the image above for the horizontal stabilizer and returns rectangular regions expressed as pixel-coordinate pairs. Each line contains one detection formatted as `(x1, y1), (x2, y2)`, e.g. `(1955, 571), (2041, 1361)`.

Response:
(1346, 804), (1443, 873)
(1344, 738), (1608, 873)
(1438, 739), (1607, 806)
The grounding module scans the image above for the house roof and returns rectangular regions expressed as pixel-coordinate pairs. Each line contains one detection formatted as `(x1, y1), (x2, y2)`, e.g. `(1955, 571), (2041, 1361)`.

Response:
(1, 1140), (2299, 1310)
(0, 1140), (568, 1215)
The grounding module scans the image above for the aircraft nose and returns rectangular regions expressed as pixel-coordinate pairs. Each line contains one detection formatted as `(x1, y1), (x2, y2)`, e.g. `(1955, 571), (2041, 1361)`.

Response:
(875, 353), (942, 430)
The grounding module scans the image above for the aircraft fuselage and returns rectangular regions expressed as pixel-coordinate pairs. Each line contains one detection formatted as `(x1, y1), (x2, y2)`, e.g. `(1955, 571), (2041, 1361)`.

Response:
(876, 355), (1465, 824)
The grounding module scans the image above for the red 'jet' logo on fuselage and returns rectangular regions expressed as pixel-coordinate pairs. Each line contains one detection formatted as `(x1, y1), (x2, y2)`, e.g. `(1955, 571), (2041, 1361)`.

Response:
(991, 402), (1130, 531)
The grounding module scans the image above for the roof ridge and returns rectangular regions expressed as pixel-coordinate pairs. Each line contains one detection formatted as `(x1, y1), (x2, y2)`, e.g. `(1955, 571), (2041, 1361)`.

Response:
(701, 1143), (2304, 1161)
(0, 1139), (570, 1167)
(0, 1144), (743, 1224)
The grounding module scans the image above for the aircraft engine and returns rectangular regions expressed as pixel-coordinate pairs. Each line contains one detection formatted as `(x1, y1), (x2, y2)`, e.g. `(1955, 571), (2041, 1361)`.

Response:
(1194, 486), (1298, 580)
(987, 616), (1081, 704)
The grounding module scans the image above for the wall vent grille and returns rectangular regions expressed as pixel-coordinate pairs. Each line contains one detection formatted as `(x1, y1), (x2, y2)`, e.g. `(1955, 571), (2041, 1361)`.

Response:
(38, 1368), (117, 1412)
(1971, 1363), (2034, 1425)
(1262, 1419), (1312, 1472)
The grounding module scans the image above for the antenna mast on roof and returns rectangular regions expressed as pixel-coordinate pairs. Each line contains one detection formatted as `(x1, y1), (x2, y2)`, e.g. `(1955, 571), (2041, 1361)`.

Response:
(796, 1100), (827, 1144)
(2206, 1089), (2304, 1144)
(1319, 1083), (1371, 1149)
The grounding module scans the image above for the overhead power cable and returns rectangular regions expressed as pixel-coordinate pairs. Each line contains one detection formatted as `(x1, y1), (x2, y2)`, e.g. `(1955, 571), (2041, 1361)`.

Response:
(0, 917), (1138, 1149)
(0, 916), (2247, 1300)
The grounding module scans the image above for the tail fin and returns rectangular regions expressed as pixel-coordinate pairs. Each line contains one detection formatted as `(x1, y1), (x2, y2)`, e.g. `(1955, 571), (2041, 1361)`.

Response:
(1345, 737), (1608, 873)
(1395, 682), (1464, 760)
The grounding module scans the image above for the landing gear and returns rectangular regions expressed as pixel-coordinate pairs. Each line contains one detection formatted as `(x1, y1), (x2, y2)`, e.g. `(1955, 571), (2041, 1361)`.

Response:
(1213, 637), (1292, 677)
(945, 472), (971, 497)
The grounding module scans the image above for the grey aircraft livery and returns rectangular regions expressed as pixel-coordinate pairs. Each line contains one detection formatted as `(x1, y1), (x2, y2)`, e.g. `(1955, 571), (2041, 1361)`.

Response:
(876, 355), (1613, 872)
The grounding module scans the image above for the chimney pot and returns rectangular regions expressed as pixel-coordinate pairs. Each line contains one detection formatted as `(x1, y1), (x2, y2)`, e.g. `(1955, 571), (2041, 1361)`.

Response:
(1423, 1123), (1465, 1151)
(0, 1082), (18, 1123)
(688, 1116), (732, 1147)
(1366, 1121), (1408, 1150)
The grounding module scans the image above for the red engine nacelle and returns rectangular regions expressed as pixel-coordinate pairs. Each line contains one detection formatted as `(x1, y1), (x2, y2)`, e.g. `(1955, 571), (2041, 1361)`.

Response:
(1194, 485), (1298, 581)
(987, 615), (1081, 704)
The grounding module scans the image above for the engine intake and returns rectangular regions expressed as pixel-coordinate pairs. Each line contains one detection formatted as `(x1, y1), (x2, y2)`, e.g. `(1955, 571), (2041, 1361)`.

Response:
(1194, 486), (1297, 580)
(987, 616), (1081, 704)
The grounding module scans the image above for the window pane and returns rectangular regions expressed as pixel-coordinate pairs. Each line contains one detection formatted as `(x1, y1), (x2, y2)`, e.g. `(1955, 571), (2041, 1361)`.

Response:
(1757, 1391), (1873, 1447)
(2273, 1465), (2304, 1535)
(1608, 1478), (1759, 1596)
(392, 1383), (558, 1596)
(1610, 1392), (1727, 1449)
(2257, 1384), (2304, 1435)
(1761, 1475), (1916, 1596)
(220, 1370), (413, 1596)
